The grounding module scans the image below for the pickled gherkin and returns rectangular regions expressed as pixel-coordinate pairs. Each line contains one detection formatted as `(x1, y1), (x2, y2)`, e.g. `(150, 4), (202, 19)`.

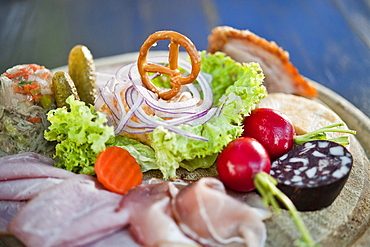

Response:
(68, 45), (97, 105)
(52, 71), (80, 108)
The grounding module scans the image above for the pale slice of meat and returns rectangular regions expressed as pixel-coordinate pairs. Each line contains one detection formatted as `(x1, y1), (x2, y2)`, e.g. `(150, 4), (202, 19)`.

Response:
(119, 181), (200, 246)
(0, 177), (64, 201)
(226, 190), (272, 220)
(0, 152), (75, 201)
(0, 152), (74, 180)
(0, 153), (75, 231)
(8, 174), (130, 247)
(83, 228), (141, 247)
(258, 93), (348, 139)
(0, 201), (27, 232)
(208, 26), (317, 98)
(173, 177), (267, 247)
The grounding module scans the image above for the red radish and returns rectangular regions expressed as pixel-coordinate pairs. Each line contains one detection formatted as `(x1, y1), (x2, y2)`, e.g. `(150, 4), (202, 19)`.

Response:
(217, 137), (270, 192)
(242, 108), (294, 161)
(217, 137), (316, 246)
(242, 108), (356, 161)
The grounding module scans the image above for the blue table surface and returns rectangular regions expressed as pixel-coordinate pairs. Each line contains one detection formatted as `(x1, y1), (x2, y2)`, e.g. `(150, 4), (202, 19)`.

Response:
(1, 0), (369, 118)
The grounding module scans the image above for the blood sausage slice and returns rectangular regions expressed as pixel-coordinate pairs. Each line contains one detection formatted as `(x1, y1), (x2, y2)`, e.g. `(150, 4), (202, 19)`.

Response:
(271, 140), (353, 211)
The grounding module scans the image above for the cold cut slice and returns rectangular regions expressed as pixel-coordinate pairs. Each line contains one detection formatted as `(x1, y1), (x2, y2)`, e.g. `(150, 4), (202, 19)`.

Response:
(0, 152), (74, 180)
(0, 201), (27, 232)
(173, 177), (267, 247)
(8, 174), (130, 247)
(118, 181), (199, 246)
(0, 178), (64, 201)
(258, 93), (349, 138)
(83, 228), (141, 247)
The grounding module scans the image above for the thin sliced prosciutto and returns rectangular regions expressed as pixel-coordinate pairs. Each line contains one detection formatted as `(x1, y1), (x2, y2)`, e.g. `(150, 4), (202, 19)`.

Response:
(6, 164), (267, 246)
(119, 180), (199, 246)
(119, 178), (266, 246)
(82, 229), (141, 247)
(173, 177), (267, 247)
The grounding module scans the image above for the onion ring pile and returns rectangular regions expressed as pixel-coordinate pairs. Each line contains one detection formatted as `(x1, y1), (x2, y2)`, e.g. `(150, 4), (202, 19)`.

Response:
(95, 56), (219, 141)
(95, 31), (223, 141)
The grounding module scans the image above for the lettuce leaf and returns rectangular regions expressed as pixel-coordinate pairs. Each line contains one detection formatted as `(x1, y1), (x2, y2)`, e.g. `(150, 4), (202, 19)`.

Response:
(148, 52), (267, 178)
(44, 96), (114, 175)
(44, 51), (266, 179)
(45, 96), (159, 175)
(107, 135), (158, 172)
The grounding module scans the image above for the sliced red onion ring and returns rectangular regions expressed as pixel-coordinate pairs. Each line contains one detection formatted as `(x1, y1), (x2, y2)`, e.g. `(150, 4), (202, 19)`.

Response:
(114, 86), (144, 135)
(123, 87), (209, 141)
(95, 56), (216, 141)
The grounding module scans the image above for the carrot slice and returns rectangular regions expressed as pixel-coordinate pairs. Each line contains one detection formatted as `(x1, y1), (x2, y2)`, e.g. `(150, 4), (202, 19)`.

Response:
(26, 117), (42, 123)
(32, 94), (42, 101)
(95, 146), (143, 194)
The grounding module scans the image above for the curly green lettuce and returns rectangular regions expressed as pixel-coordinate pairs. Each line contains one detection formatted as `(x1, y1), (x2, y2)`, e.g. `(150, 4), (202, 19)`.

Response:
(149, 51), (267, 178)
(107, 135), (158, 172)
(44, 96), (114, 175)
(44, 96), (159, 175)
(44, 51), (266, 179)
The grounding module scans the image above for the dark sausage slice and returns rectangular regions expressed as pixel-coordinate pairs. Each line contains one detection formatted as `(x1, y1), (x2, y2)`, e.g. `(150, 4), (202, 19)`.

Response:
(270, 140), (353, 211)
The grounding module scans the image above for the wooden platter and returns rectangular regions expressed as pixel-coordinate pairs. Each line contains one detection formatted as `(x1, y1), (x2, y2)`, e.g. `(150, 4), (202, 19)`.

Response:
(1, 52), (370, 246)
(86, 53), (370, 246)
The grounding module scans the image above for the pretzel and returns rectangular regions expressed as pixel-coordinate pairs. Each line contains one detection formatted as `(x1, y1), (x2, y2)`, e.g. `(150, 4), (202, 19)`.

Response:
(137, 31), (201, 100)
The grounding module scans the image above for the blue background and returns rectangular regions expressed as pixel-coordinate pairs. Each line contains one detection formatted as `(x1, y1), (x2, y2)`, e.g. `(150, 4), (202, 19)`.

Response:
(1, 0), (369, 117)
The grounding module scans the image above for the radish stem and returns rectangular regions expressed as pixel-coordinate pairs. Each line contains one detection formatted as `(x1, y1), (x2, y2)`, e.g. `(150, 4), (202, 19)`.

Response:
(254, 172), (318, 247)
(294, 123), (356, 146)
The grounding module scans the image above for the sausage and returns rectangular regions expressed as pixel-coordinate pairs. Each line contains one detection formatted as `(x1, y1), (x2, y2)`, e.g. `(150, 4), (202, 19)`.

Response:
(270, 140), (353, 211)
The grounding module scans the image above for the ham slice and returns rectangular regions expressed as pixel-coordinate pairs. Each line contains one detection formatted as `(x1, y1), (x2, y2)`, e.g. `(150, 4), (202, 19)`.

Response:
(0, 201), (26, 232)
(173, 177), (267, 247)
(208, 26), (317, 98)
(119, 181), (199, 246)
(0, 152), (75, 231)
(0, 152), (74, 181)
(8, 175), (130, 247)
(119, 178), (266, 246)
(84, 229), (141, 247)
(0, 177), (64, 201)
(6, 169), (267, 246)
